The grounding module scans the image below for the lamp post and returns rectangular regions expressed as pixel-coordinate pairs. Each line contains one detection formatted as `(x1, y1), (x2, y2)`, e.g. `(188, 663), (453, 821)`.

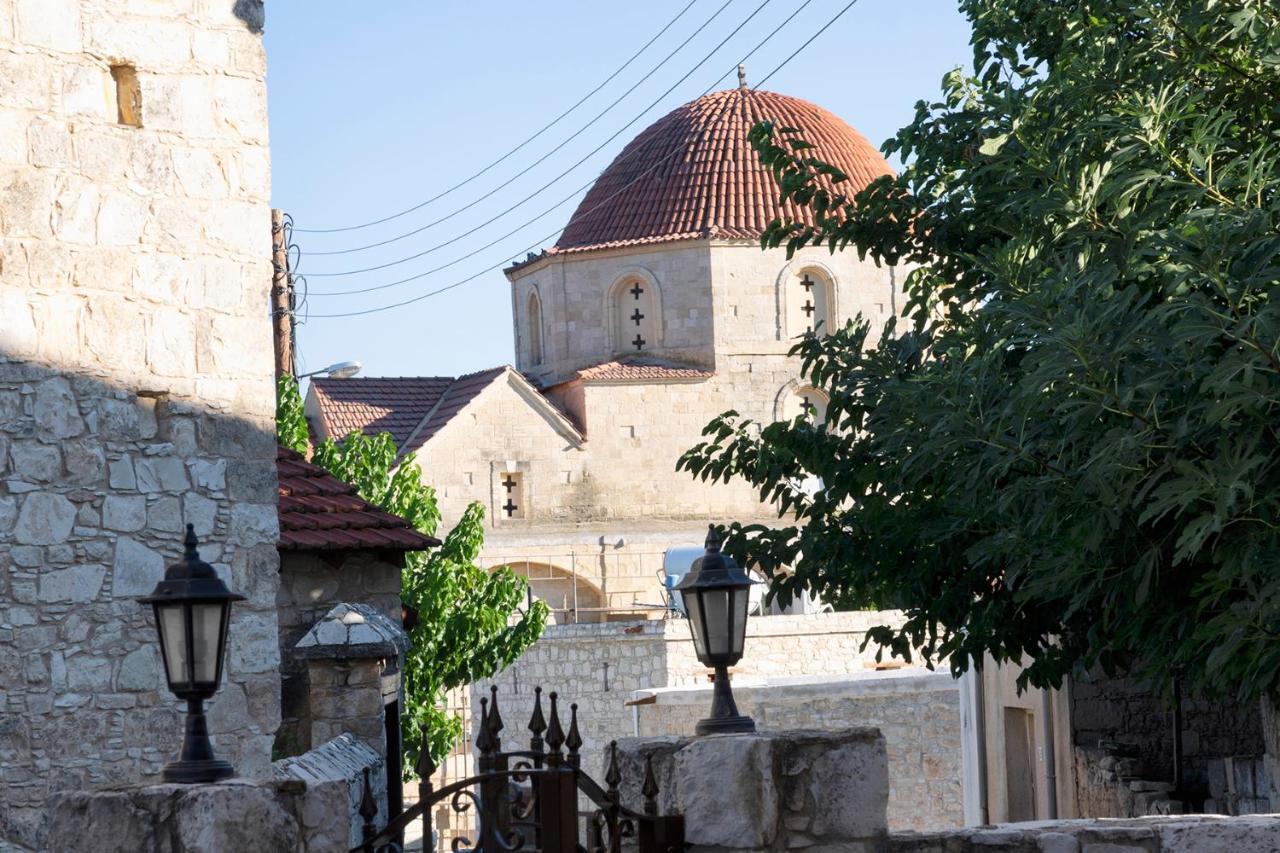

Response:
(139, 524), (244, 783)
(675, 525), (756, 735)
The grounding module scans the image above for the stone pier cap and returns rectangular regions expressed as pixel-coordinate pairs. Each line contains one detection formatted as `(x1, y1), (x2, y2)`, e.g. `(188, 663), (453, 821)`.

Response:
(613, 727), (889, 852)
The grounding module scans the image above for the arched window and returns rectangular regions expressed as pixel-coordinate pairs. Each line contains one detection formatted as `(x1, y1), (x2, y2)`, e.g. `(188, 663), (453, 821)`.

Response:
(787, 268), (836, 337)
(614, 276), (658, 354)
(781, 385), (829, 426)
(526, 290), (544, 366)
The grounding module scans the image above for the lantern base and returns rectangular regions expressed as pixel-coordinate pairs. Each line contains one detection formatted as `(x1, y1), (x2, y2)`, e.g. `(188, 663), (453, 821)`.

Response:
(695, 714), (756, 735)
(162, 758), (236, 784)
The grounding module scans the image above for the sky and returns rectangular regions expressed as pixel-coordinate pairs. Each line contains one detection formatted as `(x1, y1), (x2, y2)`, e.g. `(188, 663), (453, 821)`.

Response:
(264, 1), (973, 381)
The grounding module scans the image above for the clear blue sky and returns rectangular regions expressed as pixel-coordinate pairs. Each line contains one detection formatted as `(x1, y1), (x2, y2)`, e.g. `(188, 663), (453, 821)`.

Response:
(264, 1), (972, 380)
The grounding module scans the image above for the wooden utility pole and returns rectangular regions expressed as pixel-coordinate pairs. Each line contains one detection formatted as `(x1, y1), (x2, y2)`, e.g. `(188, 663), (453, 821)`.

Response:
(270, 208), (293, 379)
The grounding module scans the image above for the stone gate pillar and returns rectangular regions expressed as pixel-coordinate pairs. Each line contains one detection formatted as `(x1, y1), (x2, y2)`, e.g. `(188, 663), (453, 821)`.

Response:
(613, 729), (889, 853)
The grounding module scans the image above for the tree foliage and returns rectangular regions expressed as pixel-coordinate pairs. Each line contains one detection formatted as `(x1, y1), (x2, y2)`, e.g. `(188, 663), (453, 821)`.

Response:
(277, 377), (547, 770)
(680, 0), (1280, 701)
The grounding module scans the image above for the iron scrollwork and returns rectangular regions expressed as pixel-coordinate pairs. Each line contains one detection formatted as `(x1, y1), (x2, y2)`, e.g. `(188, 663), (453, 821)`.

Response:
(352, 686), (684, 853)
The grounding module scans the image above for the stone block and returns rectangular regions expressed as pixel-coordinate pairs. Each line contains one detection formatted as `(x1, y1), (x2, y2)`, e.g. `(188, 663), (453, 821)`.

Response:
(38, 564), (106, 603)
(11, 441), (62, 481)
(135, 455), (189, 493)
(14, 491), (76, 544)
(112, 537), (165, 596)
(118, 646), (161, 692)
(103, 495), (146, 531)
(33, 377), (83, 439)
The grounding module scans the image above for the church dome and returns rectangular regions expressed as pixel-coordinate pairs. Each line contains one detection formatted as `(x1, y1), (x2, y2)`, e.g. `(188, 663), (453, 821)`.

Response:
(554, 87), (893, 253)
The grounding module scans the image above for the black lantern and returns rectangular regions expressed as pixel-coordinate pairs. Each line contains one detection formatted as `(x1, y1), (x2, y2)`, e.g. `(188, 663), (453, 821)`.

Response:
(139, 524), (244, 783)
(675, 525), (756, 735)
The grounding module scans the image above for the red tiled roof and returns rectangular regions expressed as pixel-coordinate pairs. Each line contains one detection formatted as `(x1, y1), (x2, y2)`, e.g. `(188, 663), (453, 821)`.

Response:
(574, 359), (713, 383)
(308, 368), (519, 457)
(277, 446), (439, 552)
(309, 377), (454, 447)
(399, 367), (507, 456)
(553, 88), (893, 254)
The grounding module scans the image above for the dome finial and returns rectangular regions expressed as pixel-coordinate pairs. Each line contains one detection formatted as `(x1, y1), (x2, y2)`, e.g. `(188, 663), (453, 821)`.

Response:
(737, 64), (748, 93)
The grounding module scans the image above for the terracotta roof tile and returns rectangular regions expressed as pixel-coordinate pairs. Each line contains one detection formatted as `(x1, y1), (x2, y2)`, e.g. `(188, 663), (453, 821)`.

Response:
(400, 367), (507, 456)
(574, 358), (713, 383)
(309, 377), (454, 447)
(553, 88), (893, 254)
(277, 446), (439, 552)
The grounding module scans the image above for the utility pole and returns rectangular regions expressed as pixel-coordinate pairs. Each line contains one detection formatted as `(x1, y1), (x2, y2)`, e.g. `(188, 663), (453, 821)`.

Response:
(270, 208), (293, 380)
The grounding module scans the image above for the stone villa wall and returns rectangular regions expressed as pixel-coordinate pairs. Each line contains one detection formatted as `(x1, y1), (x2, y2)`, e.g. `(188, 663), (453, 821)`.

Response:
(0, 1), (276, 848)
(632, 670), (965, 832)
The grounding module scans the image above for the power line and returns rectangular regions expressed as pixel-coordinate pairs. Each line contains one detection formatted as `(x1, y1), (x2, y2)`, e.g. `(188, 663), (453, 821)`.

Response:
(304, 0), (777, 275)
(306, 0), (866, 319)
(308, 0), (817, 298)
(298, 0), (726, 245)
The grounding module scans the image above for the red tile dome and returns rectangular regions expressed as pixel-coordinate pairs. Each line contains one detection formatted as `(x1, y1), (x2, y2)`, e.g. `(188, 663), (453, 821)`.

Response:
(554, 88), (893, 253)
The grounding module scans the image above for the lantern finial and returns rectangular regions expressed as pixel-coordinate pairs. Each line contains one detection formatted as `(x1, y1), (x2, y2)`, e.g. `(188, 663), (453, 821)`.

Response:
(183, 523), (199, 558)
(704, 524), (721, 553)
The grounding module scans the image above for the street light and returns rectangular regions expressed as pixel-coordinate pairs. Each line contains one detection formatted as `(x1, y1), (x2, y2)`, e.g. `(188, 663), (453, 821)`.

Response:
(675, 525), (756, 735)
(299, 360), (362, 379)
(139, 524), (245, 782)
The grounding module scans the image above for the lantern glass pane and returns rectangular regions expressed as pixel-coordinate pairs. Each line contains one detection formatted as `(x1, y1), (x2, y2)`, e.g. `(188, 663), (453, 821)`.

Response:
(192, 602), (225, 684)
(684, 592), (707, 660)
(730, 586), (748, 657)
(157, 603), (189, 687)
(703, 588), (731, 658)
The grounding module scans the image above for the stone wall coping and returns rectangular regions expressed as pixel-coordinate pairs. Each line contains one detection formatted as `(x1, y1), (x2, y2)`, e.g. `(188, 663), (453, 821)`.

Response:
(537, 609), (907, 641)
(887, 813), (1280, 852)
(273, 733), (381, 784)
(294, 602), (408, 660)
(630, 666), (956, 706)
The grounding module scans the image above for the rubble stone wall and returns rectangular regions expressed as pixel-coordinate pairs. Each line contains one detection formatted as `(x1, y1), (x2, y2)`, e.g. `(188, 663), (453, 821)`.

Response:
(275, 552), (402, 756)
(474, 611), (910, 773)
(1070, 672), (1263, 787)
(0, 1), (277, 847)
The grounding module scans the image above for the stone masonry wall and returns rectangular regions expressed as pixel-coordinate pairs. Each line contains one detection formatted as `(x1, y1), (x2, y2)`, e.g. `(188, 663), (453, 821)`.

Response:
(0, 1), (277, 847)
(276, 551), (402, 756)
(633, 671), (965, 832)
(472, 611), (910, 776)
(886, 815), (1280, 853)
(1070, 671), (1264, 792)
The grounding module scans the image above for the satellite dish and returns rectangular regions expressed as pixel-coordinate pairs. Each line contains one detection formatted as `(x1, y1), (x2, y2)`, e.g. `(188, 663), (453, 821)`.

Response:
(661, 546), (765, 616)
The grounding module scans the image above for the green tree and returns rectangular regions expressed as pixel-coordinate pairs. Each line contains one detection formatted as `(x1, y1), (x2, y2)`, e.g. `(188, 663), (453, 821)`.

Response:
(680, 0), (1280, 701)
(277, 377), (547, 771)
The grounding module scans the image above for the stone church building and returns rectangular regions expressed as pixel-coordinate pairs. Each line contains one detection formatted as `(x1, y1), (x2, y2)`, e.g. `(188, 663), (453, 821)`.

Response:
(307, 82), (905, 622)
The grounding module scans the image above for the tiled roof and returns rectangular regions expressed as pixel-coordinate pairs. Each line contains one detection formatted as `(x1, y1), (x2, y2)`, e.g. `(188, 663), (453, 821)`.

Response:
(574, 359), (714, 383)
(309, 377), (454, 447)
(308, 368), (538, 457)
(399, 367), (507, 456)
(277, 446), (439, 552)
(554, 88), (893, 254)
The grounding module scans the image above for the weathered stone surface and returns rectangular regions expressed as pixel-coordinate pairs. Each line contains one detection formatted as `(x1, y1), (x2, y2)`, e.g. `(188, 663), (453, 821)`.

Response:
(14, 491), (76, 544)
(117, 646), (161, 692)
(11, 441), (62, 481)
(807, 731), (890, 839)
(112, 537), (165, 596)
(33, 377), (83, 438)
(183, 492), (218, 537)
(676, 734), (780, 848)
(37, 564), (106, 603)
(102, 495), (146, 531)
(134, 454), (189, 493)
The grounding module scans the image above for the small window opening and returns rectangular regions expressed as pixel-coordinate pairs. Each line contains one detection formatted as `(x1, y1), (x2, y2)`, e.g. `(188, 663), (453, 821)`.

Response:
(500, 472), (526, 519)
(111, 64), (142, 127)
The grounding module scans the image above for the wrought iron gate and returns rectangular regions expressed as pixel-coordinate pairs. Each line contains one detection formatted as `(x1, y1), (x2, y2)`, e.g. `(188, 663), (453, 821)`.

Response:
(353, 686), (684, 853)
